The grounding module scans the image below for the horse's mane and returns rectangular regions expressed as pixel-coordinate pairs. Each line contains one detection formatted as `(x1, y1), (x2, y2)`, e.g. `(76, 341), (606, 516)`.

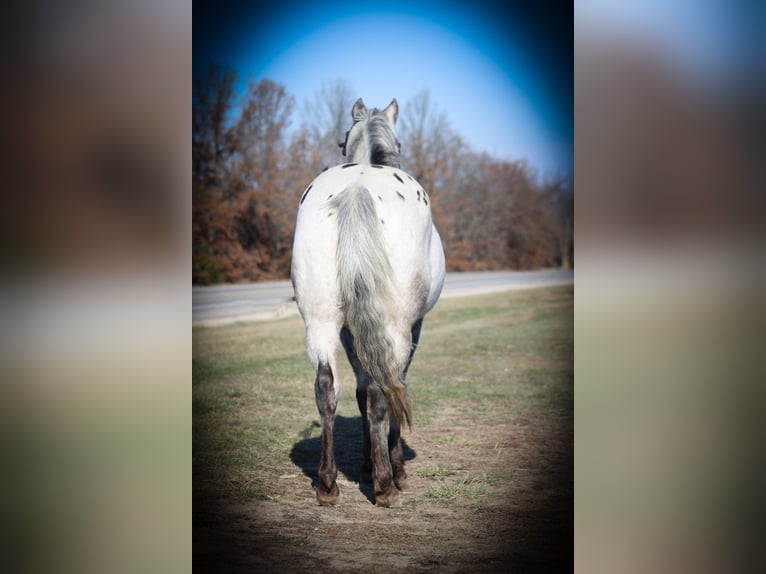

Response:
(347, 107), (400, 168)
(367, 113), (400, 167)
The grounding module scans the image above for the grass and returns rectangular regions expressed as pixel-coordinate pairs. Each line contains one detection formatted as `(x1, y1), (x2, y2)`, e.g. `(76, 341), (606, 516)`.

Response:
(416, 465), (461, 479)
(193, 285), (573, 502)
(423, 475), (489, 501)
(416, 464), (506, 502)
(408, 285), (573, 424)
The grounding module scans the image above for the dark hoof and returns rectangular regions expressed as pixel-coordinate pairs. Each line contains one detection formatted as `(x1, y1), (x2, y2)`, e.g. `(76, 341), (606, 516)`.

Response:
(375, 487), (401, 508)
(315, 481), (340, 505)
(393, 467), (408, 490)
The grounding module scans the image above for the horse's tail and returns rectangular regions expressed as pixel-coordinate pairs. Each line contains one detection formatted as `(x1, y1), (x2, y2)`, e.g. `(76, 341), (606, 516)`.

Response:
(332, 185), (412, 427)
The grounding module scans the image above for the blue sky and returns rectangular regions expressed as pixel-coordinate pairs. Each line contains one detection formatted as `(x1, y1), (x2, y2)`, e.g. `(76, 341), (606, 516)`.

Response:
(194, 1), (572, 177)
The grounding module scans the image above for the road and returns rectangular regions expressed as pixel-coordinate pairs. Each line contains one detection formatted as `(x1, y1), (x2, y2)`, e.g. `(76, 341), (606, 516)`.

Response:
(192, 269), (573, 327)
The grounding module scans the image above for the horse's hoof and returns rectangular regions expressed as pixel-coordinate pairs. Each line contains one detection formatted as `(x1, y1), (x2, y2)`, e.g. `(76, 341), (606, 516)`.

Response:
(393, 467), (408, 490)
(315, 481), (340, 505)
(375, 488), (401, 508)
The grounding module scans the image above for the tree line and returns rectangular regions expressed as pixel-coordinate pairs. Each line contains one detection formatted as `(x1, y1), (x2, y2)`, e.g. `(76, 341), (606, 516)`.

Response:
(193, 63), (573, 284)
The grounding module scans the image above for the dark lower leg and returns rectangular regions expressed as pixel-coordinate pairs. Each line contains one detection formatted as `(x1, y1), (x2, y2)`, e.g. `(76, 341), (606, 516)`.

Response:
(314, 362), (339, 504)
(388, 419), (407, 489)
(356, 385), (372, 482)
(367, 385), (399, 507)
(387, 319), (420, 489)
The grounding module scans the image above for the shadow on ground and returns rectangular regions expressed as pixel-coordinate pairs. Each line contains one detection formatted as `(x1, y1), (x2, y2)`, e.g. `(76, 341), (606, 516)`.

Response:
(290, 414), (416, 504)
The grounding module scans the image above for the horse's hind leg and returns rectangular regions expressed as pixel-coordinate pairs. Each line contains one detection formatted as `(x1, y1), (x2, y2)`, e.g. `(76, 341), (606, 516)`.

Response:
(403, 318), (423, 379)
(367, 384), (400, 507)
(356, 382), (373, 483)
(340, 322), (419, 506)
(388, 418), (406, 489)
(314, 362), (339, 504)
(340, 327), (372, 483)
(306, 320), (342, 505)
(389, 318), (423, 490)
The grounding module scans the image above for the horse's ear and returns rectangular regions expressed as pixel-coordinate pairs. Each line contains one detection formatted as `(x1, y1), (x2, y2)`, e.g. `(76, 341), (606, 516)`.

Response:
(383, 98), (399, 125)
(352, 98), (366, 121)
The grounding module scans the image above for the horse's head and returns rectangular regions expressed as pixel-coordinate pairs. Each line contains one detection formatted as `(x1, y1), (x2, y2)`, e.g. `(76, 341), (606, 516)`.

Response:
(340, 98), (401, 168)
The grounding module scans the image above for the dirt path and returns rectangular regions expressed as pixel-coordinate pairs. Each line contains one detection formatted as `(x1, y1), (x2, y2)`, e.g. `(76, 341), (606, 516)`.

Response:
(194, 411), (572, 572)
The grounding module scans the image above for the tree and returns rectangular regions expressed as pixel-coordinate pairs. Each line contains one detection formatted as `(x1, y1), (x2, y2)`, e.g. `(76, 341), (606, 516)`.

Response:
(229, 78), (294, 190)
(192, 63), (238, 284)
(193, 73), (297, 283)
(301, 78), (356, 168)
(192, 63), (237, 190)
(192, 70), (573, 284)
(542, 172), (574, 269)
(398, 89), (464, 195)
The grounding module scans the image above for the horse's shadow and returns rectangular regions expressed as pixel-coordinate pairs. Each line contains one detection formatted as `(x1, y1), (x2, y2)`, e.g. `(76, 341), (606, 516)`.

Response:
(290, 415), (416, 505)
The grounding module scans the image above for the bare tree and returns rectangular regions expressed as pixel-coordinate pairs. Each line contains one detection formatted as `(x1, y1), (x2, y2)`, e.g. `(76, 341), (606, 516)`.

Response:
(230, 78), (294, 192)
(543, 172), (574, 269)
(398, 89), (464, 194)
(193, 75), (297, 283)
(192, 71), (573, 284)
(301, 78), (356, 168)
(192, 63), (238, 283)
(192, 63), (238, 189)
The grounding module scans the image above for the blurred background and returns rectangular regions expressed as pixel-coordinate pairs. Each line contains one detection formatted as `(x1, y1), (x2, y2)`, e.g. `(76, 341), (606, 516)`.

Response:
(576, 1), (766, 572)
(1, 1), (191, 573)
(2, 0), (765, 572)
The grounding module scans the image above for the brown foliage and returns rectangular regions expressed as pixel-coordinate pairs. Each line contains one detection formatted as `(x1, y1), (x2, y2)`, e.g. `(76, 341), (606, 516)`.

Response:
(192, 72), (572, 284)
(192, 67), (320, 283)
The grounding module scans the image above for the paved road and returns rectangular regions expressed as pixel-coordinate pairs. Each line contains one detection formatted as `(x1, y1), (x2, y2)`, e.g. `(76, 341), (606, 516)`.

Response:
(193, 269), (573, 327)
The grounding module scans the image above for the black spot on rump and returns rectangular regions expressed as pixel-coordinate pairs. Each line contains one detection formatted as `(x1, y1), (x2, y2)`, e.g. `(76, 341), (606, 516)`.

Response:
(396, 191), (405, 201)
(371, 164), (384, 169)
(300, 184), (313, 205)
(341, 163), (358, 168)
(393, 172), (404, 183)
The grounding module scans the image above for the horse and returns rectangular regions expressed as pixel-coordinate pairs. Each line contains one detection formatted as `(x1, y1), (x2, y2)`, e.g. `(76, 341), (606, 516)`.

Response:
(291, 97), (445, 507)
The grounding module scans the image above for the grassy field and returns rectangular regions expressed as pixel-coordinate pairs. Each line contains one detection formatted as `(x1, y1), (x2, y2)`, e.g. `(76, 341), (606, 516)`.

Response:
(193, 285), (573, 572)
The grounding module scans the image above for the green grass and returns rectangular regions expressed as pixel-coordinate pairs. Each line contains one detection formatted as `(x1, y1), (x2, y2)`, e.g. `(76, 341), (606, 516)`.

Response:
(416, 465), (462, 479)
(193, 285), (573, 501)
(408, 286), (573, 424)
(424, 481), (485, 501)
(419, 469), (505, 501)
(416, 464), (507, 502)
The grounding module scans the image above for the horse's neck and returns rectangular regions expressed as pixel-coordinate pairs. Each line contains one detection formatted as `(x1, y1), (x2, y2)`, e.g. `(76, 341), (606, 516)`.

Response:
(370, 147), (400, 168)
(349, 137), (371, 164)
(350, 143), (400, 168)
